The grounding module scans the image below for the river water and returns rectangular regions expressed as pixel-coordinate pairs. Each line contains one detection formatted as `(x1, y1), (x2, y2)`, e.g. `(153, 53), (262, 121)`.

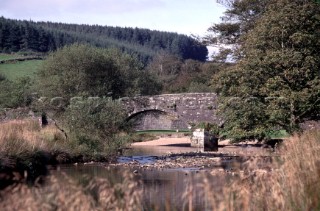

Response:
(50, 145), (228, 210)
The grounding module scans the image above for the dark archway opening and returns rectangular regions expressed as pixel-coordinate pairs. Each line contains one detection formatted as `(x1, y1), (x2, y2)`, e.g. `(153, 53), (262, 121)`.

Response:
(127, 109), (188, 131)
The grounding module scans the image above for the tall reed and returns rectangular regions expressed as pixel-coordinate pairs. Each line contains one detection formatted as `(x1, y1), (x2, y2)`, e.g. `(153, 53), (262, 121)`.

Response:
(0, 170), (142, 211)
(186, 130), (320, 210)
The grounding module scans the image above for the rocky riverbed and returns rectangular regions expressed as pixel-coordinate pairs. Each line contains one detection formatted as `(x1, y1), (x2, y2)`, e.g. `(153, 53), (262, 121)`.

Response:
(110, 137), (277, 176)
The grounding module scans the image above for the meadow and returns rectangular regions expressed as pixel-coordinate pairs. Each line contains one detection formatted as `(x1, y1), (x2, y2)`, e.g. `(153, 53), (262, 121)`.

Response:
(0, 59), (43, 81)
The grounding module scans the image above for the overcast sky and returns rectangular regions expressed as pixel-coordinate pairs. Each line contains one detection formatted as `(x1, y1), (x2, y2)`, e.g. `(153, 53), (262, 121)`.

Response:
(0, 0), (226, 36)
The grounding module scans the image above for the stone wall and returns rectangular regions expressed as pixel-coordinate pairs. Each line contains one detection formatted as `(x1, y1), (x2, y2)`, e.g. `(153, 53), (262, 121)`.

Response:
(0, 107), (36, 121)
(1, 93), (221, 131)
(121, 93), (221, 130)
(191, 129), (218, 151)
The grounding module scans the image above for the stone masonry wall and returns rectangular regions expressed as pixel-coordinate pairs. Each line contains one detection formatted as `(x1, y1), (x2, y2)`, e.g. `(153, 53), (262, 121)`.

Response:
(121, 93), (221, 130)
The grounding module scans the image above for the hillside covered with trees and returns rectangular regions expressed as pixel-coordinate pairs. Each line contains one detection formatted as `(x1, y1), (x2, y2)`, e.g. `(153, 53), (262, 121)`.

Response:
(0, 17), (208, 64)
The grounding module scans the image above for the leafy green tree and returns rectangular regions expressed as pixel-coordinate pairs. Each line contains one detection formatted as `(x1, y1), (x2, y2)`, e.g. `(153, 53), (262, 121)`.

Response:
(64, 97), (129, 155)
(211, 0), (268, 44)
(206, 0), (268, 60)
(103, 48), (162, 96)
(0, 75), (32, 108)
(38, 43), (159, 100)
(38, 44), (118, 99)
(212, 0), (320, 141)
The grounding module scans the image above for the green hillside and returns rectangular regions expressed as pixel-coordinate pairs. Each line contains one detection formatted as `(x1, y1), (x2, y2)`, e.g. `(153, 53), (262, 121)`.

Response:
(0, 17), (208, 64)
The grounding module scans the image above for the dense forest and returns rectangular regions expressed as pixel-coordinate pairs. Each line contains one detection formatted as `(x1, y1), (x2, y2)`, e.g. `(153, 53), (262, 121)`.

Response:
(0, 17), (208, 64)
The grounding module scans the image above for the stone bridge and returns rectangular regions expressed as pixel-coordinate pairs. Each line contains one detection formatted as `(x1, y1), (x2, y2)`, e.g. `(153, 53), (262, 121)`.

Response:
(120, 93), (220, 131)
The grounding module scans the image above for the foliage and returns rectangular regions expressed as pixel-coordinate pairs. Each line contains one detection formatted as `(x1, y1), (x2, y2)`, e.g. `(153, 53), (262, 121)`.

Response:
(0, 75), (32, 108)
(38, 43), (161, 100)
(206, 0), (268, 61)
(147, 55), (225, 93)
(212, 0), (320, 141)
(64, 97), (129, 155)
(0, 17), (208, 64)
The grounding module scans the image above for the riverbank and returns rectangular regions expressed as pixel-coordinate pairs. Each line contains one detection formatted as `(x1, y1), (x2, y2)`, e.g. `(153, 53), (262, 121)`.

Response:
(1, 122), (319, 210)
(0, 119), (118, 188)
(131, 136), (269, 155)
(113, 136), (275, 175)
(114, 130), (320, 210)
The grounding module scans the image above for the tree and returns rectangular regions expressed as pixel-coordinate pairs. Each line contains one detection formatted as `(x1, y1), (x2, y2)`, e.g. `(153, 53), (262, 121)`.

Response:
(64, 97), (129, 155)
(102, 48), (162, 96)
(38, 43), (160, 101)
(205, 0), (268, 60)
(38, 44), (118, 100)
(212, 0), (320, 141)
(0, 75), (32, 108)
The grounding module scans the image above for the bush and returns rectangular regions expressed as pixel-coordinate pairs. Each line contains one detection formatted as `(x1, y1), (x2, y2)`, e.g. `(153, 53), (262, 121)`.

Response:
(0, 76), (32, 109)
(64, 97), (130, 156)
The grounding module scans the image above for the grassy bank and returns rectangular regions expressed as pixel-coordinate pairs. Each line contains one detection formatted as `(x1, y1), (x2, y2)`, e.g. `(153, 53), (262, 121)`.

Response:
(0, 119), (319, 210)
(0, 119), (123, 187)
(0, 60), (43, 81)
(188, 129), (320, 210)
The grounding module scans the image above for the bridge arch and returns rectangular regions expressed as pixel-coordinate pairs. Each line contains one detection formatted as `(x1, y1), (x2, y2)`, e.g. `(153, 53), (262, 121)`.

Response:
(120, 93), (219, 131)
(127, 109), (188, 131)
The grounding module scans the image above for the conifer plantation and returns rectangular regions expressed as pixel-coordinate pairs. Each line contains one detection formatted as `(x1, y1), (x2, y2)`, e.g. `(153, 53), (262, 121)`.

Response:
(0, 17), (208, 64)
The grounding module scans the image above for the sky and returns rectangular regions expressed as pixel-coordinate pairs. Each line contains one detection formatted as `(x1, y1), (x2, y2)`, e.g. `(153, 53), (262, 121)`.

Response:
(0, 0), (226, 36)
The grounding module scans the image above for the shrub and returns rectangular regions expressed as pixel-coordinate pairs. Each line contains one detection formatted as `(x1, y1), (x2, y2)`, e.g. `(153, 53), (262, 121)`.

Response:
(64, 97), (130, 156)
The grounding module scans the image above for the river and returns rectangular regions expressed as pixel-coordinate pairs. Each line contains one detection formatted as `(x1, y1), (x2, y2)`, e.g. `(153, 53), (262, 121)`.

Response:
(50, 144), (229, 210)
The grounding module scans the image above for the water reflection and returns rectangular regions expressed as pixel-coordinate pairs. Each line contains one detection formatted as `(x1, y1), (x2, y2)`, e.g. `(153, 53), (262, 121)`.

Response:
(118, 155), (158, 164)
(49, 144), (229, 210)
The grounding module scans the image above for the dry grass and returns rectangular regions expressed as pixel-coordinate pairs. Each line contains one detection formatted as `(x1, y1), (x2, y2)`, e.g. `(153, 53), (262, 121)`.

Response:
(185, 129), (320, 211)
(1, 119), (319, 210)
(0, 170), (142, 211)
(0, 119), (67, 156)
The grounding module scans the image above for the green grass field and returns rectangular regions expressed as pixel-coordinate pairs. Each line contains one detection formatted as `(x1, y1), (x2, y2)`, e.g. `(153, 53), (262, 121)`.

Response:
(0, 60), (43, 81)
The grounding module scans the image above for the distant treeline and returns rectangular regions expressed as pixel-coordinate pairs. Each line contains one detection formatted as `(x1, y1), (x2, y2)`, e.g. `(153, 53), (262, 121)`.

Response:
(0, 17), (208, 64)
